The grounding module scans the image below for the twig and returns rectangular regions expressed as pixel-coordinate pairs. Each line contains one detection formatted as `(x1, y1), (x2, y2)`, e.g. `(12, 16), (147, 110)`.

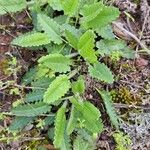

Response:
(113, 22), (150, 54)
(114, 103), (150, 110)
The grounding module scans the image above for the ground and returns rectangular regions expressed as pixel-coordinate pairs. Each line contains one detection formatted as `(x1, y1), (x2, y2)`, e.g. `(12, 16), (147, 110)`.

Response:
(0, 0), (150, 150)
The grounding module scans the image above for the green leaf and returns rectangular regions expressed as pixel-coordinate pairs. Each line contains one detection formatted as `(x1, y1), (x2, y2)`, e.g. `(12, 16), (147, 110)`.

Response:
(48, 0), (63, 11)
(21, 67), (37, 85)
(73, 136), (93, 150)
(70, 98), (103, 133)
(60, 0), (79, 16)
(89, 62), (114, 84)
(54, 105), (66, 148)
(31, 77), (53, 89)
(96, 39), (126, 56)
(78, 30), (97, 63)
(12, 32), (50, 47)
(61, 133), (71, 150)
(11, 102), (51, 117)
(38, 54), (72, 73)
(81, 2), (120, 29)
(9, 117), (34, 131)
(63, 24), (80, 49)
(66, 106), (77, 135)
(82, 101), (103, 133)
(24, 90), (45, 102)
(72, 76), (85, 94)
(0, 0), (27, 15)
(37, 13), (62, 44)
(44, 116), (55, 126)
(44, 75), (71, 104)
(96, 25), (115, 39)
(97, 90), (119, 128)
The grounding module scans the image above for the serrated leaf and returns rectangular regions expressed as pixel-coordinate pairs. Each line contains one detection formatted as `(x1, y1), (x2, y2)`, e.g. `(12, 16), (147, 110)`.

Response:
(66, 106), (77, 135)
(96, 25), (115, 39)
(73, 136), (92, 150)
(60, 0), (79, 16)
(98, 90), (119, 128)
(44, 116), (55, 126)
(22, 67), (37, 85)
(44, 75), (71, 104)
(11, 102), (51, 116)
(0, 0), (27, 15)
(72, 76), (85, 94)
(61, 133), (71, 150)
(54, 105), (66, 148)
(48, 0), (63, 11)
(81, 2), (120, 29)
(63, 24), (80, 49)
(9, 117), (34, 131)
(24, 90), (45, 102)
(70, 98), (103, 133)
(38, 54), (72, 73)
(89, 62), (114, 84)
(82, 101), (103, 133)
(12, 32), (50, 47)
(37, 13), (62, 44)
(31, 77), (53, 89)
(78, 30), (97, 63)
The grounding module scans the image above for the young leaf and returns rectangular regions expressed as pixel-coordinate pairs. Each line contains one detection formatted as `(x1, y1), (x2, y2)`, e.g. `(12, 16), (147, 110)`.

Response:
(81, 2), (120, 29)
(66, 106), (77, 135)
(72, 76), (85, 94)
(0, 0), (27, 15)
(78, 30), (97, 64)
(54, 105), (66, 148)
(12, 32), (50, 47)
(97, 90), (119, 128)
(44, 75), (71, 104)
(37, 13), (62, 44)
(89, 62), (114, 84)
(11, 102), (51, 117)
(60, 0), (79, 16)
(9, 116), (34, 131)
(38, 54), (72, 73)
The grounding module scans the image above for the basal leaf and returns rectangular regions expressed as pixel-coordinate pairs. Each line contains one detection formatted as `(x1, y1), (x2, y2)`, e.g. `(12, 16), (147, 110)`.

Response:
(24, 90), (45, 102)
(0, 0), (27, 15)
(11, 102), (51, 117)
(54, 105), (66, 148)
(89, 62), (114, 84)
(97, 90), (119, 128)
(78, 30), (97, 64)
(9, 116), (34, 131)
(37, 13), (62, 44)
(38, 54), (72, 73)
(44, 75), (71, 104)
(12, 32), (50, 47)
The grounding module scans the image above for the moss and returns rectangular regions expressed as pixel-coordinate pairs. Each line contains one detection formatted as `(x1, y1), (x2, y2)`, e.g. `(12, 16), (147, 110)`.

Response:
(111, 87), (141, 105)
